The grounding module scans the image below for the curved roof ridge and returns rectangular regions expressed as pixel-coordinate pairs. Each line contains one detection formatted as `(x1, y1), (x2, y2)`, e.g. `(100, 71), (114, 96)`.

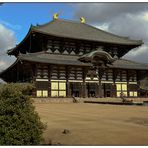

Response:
(34, 18), (82, 28)
(33, 18), (83, 29)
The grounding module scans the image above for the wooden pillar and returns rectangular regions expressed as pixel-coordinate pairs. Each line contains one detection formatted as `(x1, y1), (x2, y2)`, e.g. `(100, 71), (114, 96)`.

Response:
(98, 77), (102, 98)
(82, 68), (88, 98)
(66, 66), (70, 97)
(97, 67), (105, 98)
(136, 70), (140, 97)
(48, 65), (53, 97)
(66, 81), (70, 97)
(127, 70), (130, 98)
(82, 81), (87, 98)
(113, 69), (119, 98)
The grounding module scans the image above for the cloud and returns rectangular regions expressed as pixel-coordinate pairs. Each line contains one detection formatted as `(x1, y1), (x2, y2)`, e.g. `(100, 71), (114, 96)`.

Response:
(0, 24), (16, 72)
(124, 44), (148, 63)
(74, 3), (148, 24)
(74, 3), (148, 63)
(108, 14), (148, 40)
(0, 24), (16, 51)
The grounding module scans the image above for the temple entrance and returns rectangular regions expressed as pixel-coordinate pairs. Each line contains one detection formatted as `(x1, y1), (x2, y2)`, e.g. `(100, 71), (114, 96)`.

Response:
(70, 82), (81, 97)
(87, 83), (97, 97)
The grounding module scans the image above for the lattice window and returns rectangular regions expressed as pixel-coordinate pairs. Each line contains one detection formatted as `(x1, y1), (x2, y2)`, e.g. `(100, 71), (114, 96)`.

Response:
(36, 90), (48, 97)
(116, 83), (127, 97)
(51, 81), (66, 97)
(36, 80), (49, 97)
(129, 91), (137, 97)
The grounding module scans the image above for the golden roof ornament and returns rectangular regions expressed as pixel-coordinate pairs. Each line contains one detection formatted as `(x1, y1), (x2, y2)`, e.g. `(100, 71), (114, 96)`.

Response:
(53, 13), (59, 20)
(80, 17), (85, 23)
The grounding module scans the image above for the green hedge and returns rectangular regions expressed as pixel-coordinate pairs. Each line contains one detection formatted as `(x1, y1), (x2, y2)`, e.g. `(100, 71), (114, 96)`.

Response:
(0, 83), (45, 145)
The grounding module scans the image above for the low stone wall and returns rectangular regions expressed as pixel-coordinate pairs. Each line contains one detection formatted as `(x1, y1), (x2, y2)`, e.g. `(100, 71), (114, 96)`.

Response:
(80, 98), (123, 103)
(83, 97), (148, 103)
(32, 97), (148, 104)
(32, 97), (74, 103)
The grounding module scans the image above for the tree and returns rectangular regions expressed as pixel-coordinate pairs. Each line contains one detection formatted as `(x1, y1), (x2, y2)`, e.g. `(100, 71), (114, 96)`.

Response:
(0, 83), (45, 145)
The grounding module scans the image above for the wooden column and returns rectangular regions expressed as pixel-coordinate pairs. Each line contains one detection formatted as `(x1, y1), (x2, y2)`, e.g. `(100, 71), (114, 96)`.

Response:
(113, 69), (120, 98)
(82, 68), (88, 98)
(127, 70), (130, 98)
(66, 81), (70, 97)
(66, 66), (71, 97)
(98, 77), (102, 98)
(112, 69), (116, 98)
(82, 81), (87, 98)
(97, 67), (105, 98)
(48, 65), (53, 97)
(136, 70), (140, 97)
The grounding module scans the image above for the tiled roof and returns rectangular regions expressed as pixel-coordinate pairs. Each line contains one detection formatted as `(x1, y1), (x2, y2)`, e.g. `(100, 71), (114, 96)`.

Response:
(32, 19), (142, 45)
(18, 52), (91, 67)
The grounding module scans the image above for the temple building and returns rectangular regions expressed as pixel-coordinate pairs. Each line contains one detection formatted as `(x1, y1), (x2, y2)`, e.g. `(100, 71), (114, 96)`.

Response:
(1, 14), (148, 98)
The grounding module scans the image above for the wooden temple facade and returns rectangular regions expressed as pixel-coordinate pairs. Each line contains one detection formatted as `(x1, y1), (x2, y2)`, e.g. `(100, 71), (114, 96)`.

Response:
(1, 15), (148, 98)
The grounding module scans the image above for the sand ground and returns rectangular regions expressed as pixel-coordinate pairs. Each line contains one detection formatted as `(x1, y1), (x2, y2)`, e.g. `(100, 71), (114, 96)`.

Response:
(34, 103), (148, 145)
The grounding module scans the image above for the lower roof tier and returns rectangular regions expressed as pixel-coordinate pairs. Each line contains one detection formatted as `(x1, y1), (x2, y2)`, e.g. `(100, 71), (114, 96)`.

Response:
(17, 52), (148, 70)
(0, 52), (148, 82)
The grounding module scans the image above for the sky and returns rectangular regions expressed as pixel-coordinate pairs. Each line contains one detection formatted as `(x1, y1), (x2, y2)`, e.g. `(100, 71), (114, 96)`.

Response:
(1, 3), (148, 74)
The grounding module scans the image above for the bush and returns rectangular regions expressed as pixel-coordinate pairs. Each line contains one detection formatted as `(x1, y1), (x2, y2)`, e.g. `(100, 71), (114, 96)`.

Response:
(0, 83), (45, 145)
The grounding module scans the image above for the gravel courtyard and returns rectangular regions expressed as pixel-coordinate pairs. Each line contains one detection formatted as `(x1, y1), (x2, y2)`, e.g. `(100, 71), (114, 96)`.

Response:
(34, 103), (148, 145)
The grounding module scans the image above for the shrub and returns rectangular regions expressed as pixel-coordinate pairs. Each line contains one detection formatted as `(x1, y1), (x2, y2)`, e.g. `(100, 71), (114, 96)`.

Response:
(0, 83), (45, 145)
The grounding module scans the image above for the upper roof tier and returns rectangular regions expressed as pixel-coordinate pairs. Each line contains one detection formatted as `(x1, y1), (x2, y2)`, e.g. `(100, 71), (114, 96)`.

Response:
(31, 18), (142, 45)
(7, 18), (143, 56)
